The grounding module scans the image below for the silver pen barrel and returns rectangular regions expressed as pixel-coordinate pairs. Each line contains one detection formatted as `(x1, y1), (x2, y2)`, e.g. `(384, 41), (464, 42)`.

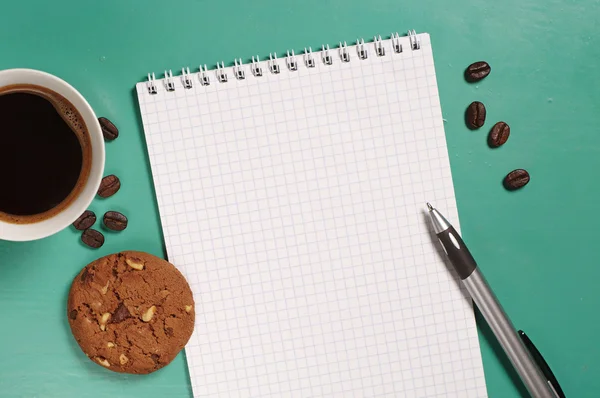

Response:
(464, 269), (555, 398)
(426, 203), (556, 398)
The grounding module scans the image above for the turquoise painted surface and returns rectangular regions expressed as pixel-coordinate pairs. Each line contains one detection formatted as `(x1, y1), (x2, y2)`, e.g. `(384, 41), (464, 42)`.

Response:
(0, 0), (598, 396)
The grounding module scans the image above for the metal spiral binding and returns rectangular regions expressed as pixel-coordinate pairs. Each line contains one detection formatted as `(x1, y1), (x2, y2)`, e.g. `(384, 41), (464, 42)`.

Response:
(268, 53), (280, 74)
(164, 70), (175, 91)
(146, 73), (158, 94)
(233, 59), (245, 80)
(251, 56), (263, 77)
(408, 29), (420, 50)
(199, 65), (210, 86)
(391, 33), (402, 53)
(286, 50), (297, 71)
(374, 35), (385, 57)
(216, 62), (228, 83)
(304, 47), (315, 68)
(357, 39), (368, 60)
(144, 30), (421, 94)
(322, 44), (332, 65)
(181, 67), (193, 88)
(339, 42), (350, 62)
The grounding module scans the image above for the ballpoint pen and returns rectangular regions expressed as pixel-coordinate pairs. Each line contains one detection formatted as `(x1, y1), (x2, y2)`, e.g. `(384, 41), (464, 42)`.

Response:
(426, 202), (564, 398)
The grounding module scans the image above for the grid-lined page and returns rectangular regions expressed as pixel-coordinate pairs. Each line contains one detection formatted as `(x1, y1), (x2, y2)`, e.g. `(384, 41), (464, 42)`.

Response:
(136, 33), (487, 397)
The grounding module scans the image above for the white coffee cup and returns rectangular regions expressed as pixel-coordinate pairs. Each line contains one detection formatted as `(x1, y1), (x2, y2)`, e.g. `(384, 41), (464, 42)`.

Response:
(0, 69), (105, 241)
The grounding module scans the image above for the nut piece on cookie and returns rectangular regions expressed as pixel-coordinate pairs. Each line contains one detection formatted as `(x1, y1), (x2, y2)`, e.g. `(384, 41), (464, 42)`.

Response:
(96, 357), (110, 367)
(126, 257), (145, 270)
(100, 280), (110, 295)
(100, 313), (111, 331)
(142, 306), (157, 322)
(107, 342), (115, 348)
(119, 354), (129, 365)
(185, 305), (193, 313)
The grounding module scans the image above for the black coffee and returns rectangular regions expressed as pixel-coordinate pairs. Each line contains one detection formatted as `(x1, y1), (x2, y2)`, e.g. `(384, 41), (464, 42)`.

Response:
(0, 85), (91, 224)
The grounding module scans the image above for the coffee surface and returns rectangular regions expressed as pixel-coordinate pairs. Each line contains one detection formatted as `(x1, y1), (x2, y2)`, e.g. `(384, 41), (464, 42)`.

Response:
(0, 84), (91, 224)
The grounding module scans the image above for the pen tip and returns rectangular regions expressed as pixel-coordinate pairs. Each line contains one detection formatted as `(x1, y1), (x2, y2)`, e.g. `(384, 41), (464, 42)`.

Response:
(426, 202), (433, 211)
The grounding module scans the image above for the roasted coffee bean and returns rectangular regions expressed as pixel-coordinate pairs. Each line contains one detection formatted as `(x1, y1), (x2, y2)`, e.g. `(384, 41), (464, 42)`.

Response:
(98, 117), (119, 141)
(73, 210), (96, 230)
(488, 122), (510, 148)
(98, 175), (121, 198)
(111, 303), (131, 323)
(466, 101), (486, 129)
(465, 61), (491, 82)
(81, 229), (105, 249)
(504, 169), (530, 190)
(103, 211), (128, 231)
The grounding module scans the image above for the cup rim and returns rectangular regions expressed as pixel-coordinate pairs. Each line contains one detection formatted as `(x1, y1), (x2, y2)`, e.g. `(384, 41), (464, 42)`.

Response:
(0, 68), (105, 241)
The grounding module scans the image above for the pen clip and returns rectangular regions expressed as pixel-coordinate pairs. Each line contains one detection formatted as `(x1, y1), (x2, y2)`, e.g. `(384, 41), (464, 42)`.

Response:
(518, 330), (566, 398)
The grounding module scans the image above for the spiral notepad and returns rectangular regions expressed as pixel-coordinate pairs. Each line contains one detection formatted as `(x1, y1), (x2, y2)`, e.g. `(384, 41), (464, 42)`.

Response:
(135, 30), (488, 397)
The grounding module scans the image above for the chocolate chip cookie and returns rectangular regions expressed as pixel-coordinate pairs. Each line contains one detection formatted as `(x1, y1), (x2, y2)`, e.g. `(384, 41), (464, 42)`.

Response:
(67, 251), (195, 374)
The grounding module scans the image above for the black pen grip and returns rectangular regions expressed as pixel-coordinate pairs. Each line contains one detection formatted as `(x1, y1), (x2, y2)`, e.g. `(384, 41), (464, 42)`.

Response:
(437, 226), (478, 279)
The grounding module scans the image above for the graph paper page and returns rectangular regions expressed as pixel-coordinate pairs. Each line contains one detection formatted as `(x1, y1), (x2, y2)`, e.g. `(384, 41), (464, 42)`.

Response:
(136, 33), (487, 397)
